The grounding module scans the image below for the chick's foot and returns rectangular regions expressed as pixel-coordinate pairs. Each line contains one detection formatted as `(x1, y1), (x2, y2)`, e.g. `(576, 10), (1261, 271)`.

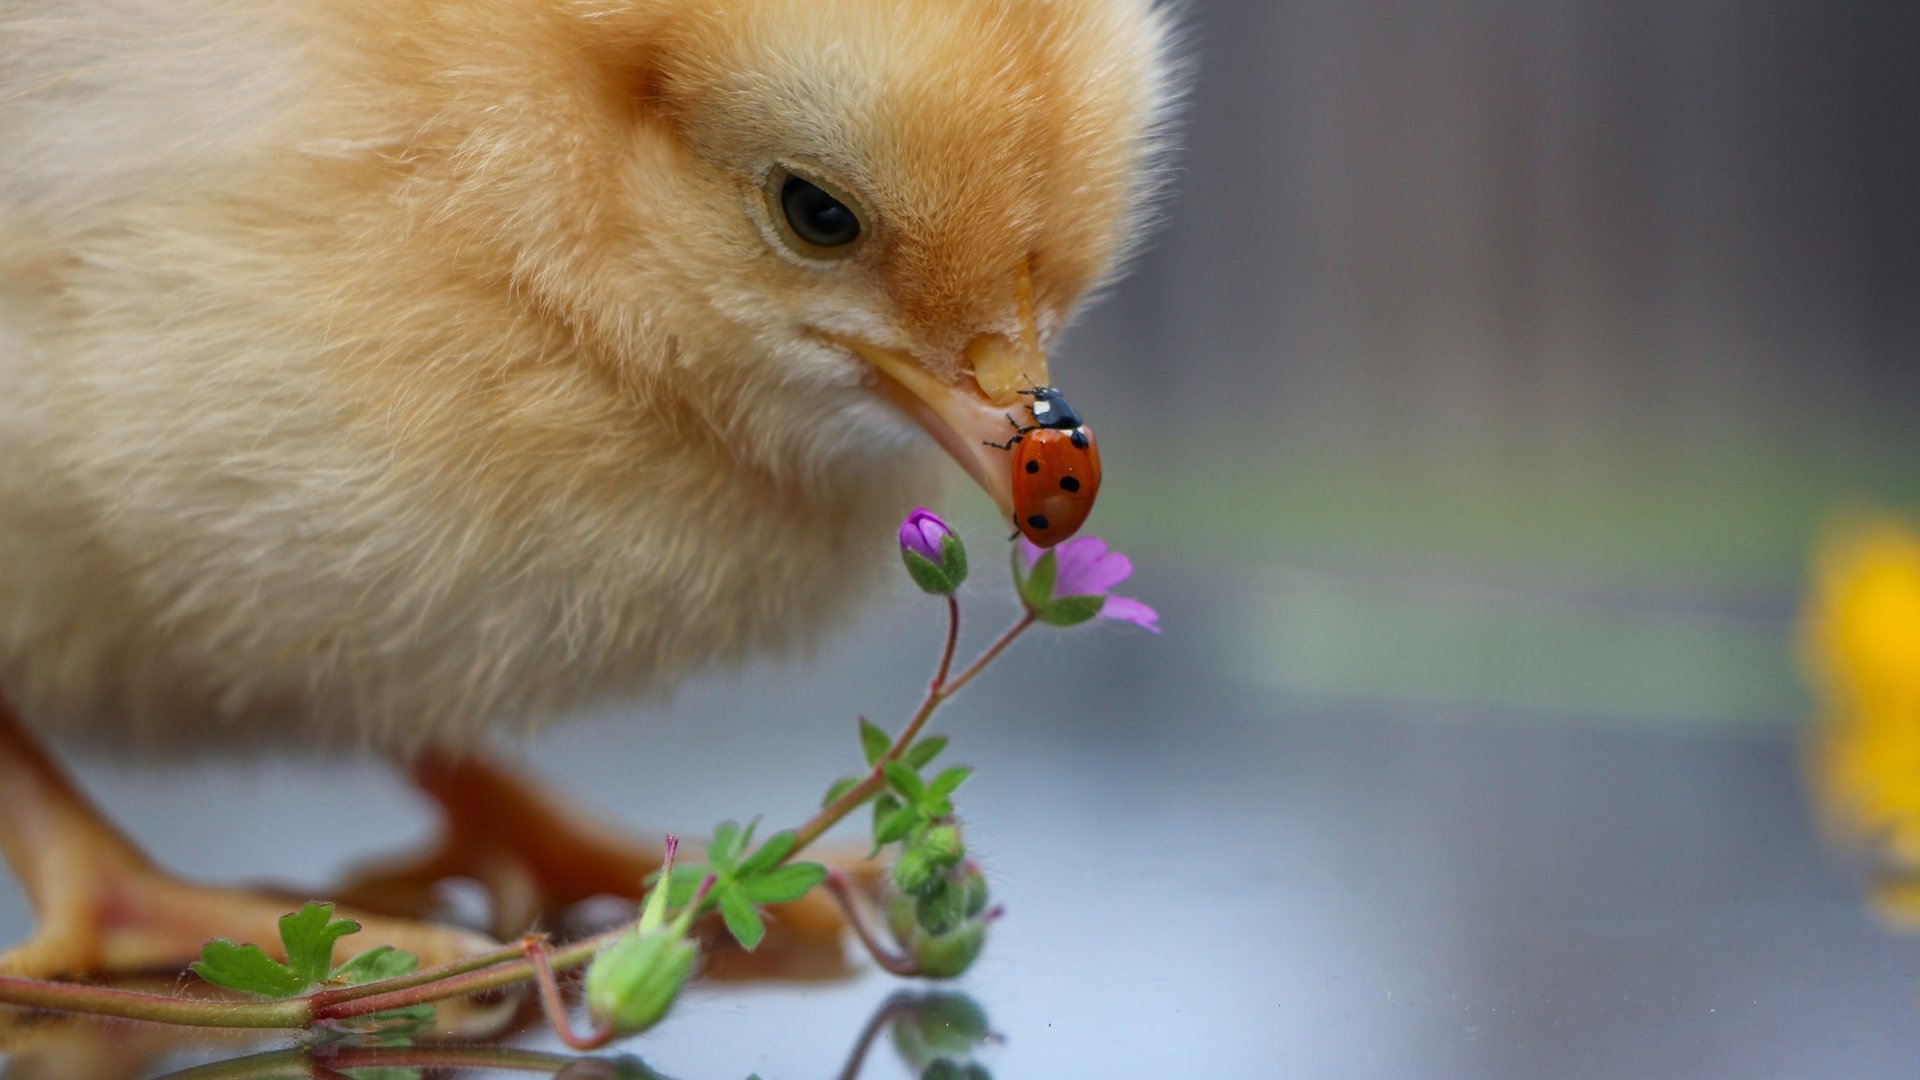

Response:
(340, 750), (879, 981)
(0, 699), (496, 981)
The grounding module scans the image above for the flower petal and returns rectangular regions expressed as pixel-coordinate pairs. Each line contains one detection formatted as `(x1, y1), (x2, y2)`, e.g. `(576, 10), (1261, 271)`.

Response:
(1097, 595), (1161, 634)
(1053, 537), (1133, 597)
(899, 508), (952, 563)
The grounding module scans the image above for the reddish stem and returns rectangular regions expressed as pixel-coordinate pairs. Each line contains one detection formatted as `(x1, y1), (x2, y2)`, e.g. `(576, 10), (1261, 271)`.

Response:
(521, 935), (614, 1051)
(823, 872), (921, 977)
(932, 595), (961, 691)
(941, 611), (1035, 698)
(788, 612), (1034, 856)
(308, 925), (620, 1024)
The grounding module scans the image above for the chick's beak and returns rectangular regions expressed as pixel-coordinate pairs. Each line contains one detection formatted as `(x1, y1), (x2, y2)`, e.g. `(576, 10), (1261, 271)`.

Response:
(842, 333), (1048, 518)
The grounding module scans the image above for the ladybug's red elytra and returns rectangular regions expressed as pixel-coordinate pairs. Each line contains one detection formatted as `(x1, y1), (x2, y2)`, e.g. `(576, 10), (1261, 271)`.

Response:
(984, 385), (1102, 547)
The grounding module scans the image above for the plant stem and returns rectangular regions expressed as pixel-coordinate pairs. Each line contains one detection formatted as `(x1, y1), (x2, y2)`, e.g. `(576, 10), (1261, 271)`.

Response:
(940, 610), (1034, 698)
(0, 976), (311, 1028)
(0, 586), (1038, 1035)
(522, 936), (614, 1051)
(787, 611), (1035, 858)
(308, 926), (618, 1024)
(0, 924), (626, 1030)
(306, 940), (529, 1010)
(931, 595), (960, 691)
(822, 873), (921, 977)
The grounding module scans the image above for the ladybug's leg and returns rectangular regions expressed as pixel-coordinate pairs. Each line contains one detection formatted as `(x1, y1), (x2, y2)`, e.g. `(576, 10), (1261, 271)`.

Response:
(983, 414), (1033, 451)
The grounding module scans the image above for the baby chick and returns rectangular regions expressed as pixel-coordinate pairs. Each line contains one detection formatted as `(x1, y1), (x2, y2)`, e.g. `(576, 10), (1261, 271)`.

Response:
(0, 0), (1177, 978)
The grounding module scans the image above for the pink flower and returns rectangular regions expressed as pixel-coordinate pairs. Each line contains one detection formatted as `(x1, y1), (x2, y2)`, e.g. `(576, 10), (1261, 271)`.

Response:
(898, 508), (968, 595)
(1016, 536), (1160, 633)
(898, 509), (955, 564)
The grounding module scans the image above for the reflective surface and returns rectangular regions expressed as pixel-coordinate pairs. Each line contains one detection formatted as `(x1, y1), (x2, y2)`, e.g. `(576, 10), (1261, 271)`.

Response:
(6, 562), (1920, 1078)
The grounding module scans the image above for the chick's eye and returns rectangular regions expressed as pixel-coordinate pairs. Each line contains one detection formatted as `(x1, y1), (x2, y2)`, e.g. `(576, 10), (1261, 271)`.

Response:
(765, 166), (868, 259)
(782, 176), (859, 246)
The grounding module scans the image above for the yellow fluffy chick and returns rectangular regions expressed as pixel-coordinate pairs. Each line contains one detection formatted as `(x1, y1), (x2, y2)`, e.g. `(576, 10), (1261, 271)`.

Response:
(0, 0), (1177, 977)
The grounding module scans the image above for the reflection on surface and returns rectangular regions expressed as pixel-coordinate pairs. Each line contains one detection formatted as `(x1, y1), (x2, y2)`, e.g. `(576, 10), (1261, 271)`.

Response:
(0, 990), (993, 1080)
(149, 1045), (670, 1079)
(836, 993), (995, 1080)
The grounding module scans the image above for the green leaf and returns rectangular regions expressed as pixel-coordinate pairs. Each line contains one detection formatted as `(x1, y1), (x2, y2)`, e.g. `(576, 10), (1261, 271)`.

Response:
(872, 804), (921, 851)
(1038, 593), (1106, 628)
(927, 766), (974, 800)
(718, 887), (766, 951)
(331, 945), (418, 986)
(822, 775), (862, 807)
(872, 793), (902, 826)
(939, 531), (970, 589)
(709, 821), (746, 870)
(736, 829), (798, 877)
(279, 902), (363, 987)
(859, 718), (892, 766)
(740, 862), (828, 904)
(1020, 549), (1059, 609)
(662, 863), (712, 906)
(191, 939), (306, 998)
(901, 549), (955, 596)
(904, 735), (949, 770)
(884, 761), (926, 801)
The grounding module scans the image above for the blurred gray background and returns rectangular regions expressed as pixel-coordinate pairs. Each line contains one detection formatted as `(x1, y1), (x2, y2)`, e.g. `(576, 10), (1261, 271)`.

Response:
(5, 1), (1920, 1078)
(1111, 0), (1917, 446)
(1083, 0), (1920, 727)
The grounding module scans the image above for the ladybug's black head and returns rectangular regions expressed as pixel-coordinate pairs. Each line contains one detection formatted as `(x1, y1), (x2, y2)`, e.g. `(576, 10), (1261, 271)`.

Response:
(1019, 385), (1084, 430)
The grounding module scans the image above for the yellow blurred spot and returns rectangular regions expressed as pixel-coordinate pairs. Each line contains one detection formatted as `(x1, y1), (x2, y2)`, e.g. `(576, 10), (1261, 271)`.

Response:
(1804, 515), (1920, 923)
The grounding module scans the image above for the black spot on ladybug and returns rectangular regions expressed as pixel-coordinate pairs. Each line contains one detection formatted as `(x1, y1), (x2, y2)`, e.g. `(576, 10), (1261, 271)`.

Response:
(1059, 476), (1081, 493)
(1070, 428), (1089, 449)
(1025, 460), (1040, 474)
(1026, 514), (1050, 530)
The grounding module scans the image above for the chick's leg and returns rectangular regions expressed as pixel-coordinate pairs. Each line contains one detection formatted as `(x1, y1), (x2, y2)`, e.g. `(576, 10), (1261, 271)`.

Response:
(340, 751), (875, 981)
(0, 698), (495, 979)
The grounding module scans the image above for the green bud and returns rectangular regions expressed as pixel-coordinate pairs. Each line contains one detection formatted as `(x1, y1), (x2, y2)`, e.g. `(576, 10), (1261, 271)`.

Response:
(911, 862), (989, 934)
(921, 824), (964, 862)
(885, 865), (992, 980)
(957, 861), (990, 918)
(584, 928), (698, 1036)
(904, 919), (987, 980)
(893, 845), (941, 896)
(916, 880), (967, 936)
(585, 841), (707, 1036)
(894, 824), (967, 895)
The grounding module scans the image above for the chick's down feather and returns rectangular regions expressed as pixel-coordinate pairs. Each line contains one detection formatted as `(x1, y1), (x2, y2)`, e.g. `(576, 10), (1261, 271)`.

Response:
(0, 0), (1178, 752)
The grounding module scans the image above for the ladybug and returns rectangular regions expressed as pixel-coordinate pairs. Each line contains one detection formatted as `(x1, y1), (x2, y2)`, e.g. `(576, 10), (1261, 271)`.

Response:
(985, 385), (1102, 548)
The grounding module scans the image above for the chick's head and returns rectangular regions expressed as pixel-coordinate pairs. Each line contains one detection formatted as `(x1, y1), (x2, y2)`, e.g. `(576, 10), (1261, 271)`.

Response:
(466, 0), (1179, 507)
